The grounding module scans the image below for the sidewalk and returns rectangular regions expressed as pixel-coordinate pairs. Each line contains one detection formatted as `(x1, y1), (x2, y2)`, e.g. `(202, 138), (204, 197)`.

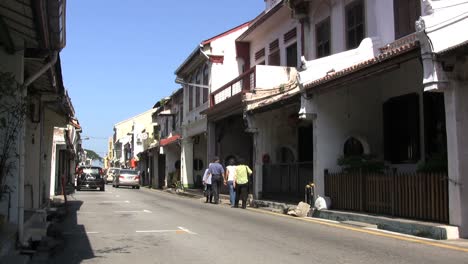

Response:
(153, 187), (467, 244)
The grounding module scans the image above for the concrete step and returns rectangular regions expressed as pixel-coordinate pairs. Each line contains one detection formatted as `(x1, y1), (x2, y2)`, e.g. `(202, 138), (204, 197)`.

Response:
(341, 220), (378, 229)
(314, 210), (459, 240)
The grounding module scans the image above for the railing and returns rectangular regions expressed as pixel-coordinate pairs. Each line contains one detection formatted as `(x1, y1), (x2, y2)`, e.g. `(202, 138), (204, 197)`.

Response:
(324, 170), (449, 223)
(210, 66), (256, 107)
(262, 162), (314, 203)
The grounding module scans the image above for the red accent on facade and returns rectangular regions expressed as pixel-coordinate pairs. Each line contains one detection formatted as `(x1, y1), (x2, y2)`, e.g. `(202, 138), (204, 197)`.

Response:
(209, 55), (224, 64)
(160, 134), (181, 146)
(236, 42), (251, 71)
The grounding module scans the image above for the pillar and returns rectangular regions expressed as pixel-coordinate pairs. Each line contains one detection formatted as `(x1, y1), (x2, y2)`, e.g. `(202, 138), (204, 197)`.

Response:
(444, 79), (468, 237)
(181, 138), (193, 188)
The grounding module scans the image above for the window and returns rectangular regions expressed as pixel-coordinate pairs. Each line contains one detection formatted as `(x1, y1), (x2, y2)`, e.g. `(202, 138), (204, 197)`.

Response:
(202, 64), (209, 103)
(269, 51), (280, 66)
(193, 159), (204, 171)
(268, 39), (280, 66)
(283, 28), (297, 43)
(394, 0), (421, 39)
(195, 69), (201, 108)
(278, 147), (295, 163)
(255, 48), (265, 62)
(383, 93), (420, 163)
(172, 115), (176, 130)
(345, 0), (365, 50)
(188, 85), (193, 111)
(286, 42), (298, 67)
(316, 17), (331, 58)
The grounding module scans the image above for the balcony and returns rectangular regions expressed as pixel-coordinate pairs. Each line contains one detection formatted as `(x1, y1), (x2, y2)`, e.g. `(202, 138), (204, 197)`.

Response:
(209, 65), (296, 108)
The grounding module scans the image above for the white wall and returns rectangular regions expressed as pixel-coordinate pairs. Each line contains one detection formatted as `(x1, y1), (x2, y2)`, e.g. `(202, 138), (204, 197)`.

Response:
(210, 27), (249, 92)
(0, 49), (24, 223)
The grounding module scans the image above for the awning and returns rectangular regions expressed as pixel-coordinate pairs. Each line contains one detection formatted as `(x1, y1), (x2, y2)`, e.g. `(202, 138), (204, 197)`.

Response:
(160, 134), (181, 147)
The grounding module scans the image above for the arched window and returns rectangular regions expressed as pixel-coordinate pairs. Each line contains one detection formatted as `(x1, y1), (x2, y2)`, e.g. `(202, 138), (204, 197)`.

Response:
(343, 137), (364, 156)
(278, 147), (295, 163)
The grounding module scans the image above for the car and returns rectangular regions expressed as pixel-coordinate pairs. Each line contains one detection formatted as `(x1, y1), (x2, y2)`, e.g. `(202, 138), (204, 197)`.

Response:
(105, 167), (120, 184)
(113, 169), (140, 189)
(76, 166), (106, 191)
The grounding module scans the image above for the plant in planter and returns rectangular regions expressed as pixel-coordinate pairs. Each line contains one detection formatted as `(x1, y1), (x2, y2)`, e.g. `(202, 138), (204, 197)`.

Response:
(417, 153), (448, 173)
(0, 72), (26, 201)
(337, 154), (387, 173)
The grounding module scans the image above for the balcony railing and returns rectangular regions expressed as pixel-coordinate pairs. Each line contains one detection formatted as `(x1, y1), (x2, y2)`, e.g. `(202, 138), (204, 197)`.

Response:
(210, 66), (256, 107)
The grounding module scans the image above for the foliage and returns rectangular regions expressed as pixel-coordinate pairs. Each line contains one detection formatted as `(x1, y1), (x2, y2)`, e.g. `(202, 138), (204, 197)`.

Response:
(337, 154), (387, 173)
(279, 84), (285, 93)
(84, 149), (102, 162)
(0, 72), (26, 198)
(417, 153), (448, 173)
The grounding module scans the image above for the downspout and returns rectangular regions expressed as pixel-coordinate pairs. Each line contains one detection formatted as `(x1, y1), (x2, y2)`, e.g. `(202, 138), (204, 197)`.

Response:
(18, 51), (58, 246)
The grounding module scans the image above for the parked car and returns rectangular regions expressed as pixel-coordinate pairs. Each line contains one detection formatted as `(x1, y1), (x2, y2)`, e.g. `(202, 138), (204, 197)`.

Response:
(105, 167), (120, 184)
(113, 169), (140, 189)
(76, 166), (105, 191)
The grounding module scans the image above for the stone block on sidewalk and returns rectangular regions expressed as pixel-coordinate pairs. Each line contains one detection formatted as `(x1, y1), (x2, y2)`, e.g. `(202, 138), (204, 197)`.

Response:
(287, 202), (311, 217)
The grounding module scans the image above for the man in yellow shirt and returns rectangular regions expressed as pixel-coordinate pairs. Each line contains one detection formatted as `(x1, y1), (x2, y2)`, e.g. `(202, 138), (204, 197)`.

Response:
(233, 158), (252, 209)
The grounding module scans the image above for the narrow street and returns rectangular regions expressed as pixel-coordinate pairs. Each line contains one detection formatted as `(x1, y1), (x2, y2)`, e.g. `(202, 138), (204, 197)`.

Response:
(43, 187), (467, 264)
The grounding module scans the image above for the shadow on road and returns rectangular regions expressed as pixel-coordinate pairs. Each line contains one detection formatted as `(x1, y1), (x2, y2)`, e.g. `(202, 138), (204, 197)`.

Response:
(49, 200), (97, 264)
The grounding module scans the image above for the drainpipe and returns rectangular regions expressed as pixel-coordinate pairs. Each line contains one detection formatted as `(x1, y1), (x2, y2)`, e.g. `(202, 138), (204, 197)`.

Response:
(18, 51), (58, 246)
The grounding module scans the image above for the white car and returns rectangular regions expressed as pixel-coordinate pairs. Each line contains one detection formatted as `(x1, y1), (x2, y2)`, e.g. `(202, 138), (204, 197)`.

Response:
(105, 168), (120, 184)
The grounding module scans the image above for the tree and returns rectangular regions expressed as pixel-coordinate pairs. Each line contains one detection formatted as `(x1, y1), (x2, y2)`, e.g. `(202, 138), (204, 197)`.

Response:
(84, 149), (102, 162)
(0, 72), (26, 198)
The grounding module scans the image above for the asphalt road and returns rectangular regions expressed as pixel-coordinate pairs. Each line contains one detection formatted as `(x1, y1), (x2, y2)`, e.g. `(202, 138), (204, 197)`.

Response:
(46, 186), (468, 264)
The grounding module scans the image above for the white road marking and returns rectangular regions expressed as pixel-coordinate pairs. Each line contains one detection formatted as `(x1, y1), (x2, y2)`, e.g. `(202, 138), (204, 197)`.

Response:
(135, 227), (197, 235)
(114, 210), (152, 214)
(135, 230), (179, 233)
(143, 209), (152, 213)
(115, 195), (120, 197)
(96, 200), (130, 203)
(178, 226), (197, 235)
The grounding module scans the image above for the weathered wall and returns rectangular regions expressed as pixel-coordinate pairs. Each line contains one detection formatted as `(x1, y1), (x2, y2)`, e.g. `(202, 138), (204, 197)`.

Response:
(306, 58), (423, 196)
(0, 48), (23, 223)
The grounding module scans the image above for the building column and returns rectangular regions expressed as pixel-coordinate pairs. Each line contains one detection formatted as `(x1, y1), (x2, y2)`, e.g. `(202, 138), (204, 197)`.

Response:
(444, 79), (468, 237)
(181, 138), (194, 188)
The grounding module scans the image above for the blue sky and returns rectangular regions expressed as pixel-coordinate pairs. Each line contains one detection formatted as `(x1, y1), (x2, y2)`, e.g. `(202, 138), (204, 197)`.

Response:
(61, 1), (265, 157)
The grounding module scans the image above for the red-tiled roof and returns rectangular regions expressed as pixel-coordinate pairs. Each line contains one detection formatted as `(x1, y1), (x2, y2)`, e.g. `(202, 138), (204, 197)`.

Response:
(304, 38), (420, 90)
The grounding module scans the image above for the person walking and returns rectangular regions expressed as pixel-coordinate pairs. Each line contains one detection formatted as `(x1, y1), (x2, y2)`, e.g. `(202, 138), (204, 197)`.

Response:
(202, 165), (213, 203)
(233, 158), (252, 209)
(225, 158), (237, 207)
(207, 157), (224, 204)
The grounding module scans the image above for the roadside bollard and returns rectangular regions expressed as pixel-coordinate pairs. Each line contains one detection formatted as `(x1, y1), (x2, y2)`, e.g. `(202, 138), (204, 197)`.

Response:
(304, 183), (315, 205)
